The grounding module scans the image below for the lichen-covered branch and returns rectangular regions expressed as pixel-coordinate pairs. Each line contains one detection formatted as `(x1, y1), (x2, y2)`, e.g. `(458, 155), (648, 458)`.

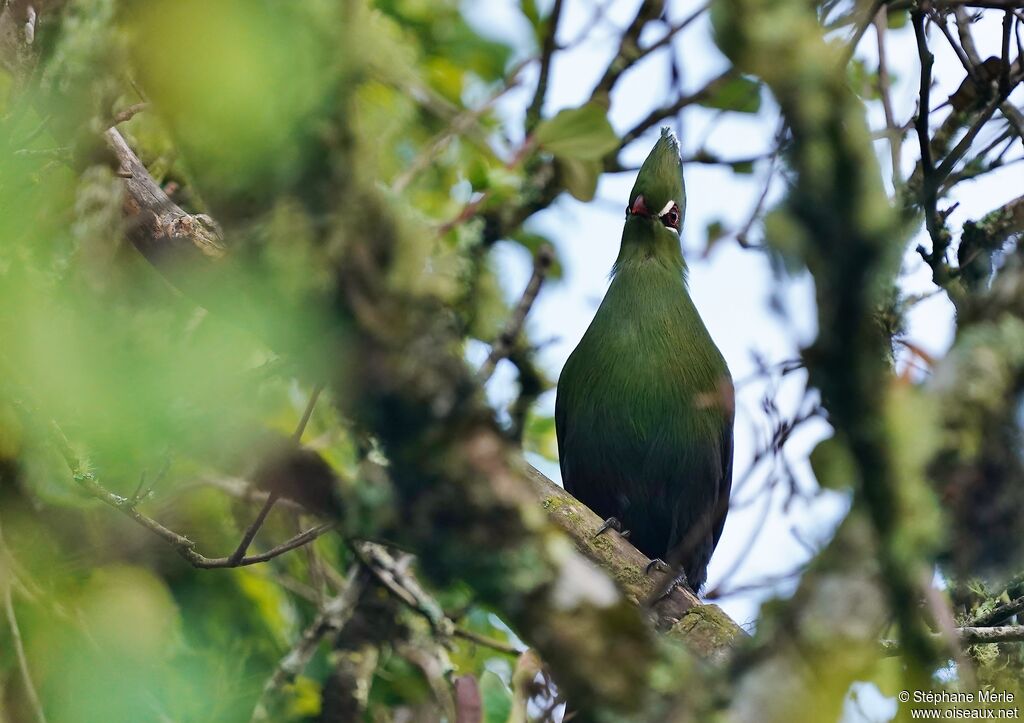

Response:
(526, 464), (745, 659)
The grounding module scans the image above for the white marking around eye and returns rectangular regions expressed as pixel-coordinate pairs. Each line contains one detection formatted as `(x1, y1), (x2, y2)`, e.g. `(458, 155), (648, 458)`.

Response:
(657, 200), (680, 233)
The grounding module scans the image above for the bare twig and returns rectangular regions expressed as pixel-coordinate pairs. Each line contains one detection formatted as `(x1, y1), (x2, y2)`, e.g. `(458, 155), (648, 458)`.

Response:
(0, 518), (48, 723)
(933, 13), (977, 79)
(453, 627), (523, 656)
(934, 96), (1004, 180)
(615, 69), (736, 153)
(226, 492), (281, 565)
(1000, 10), (1012, 96)
(874, 8), (902, 184)
(352, 542), (452, 636)
(525, 0), (564, 134)
(607, 2), (710, 79)
(47, 420), (334, 569)
(226, 383), (324, 564)
(959, 625), (1024, 644)
(293, 384), (323, 444)
(105, 127), (225, 262)
(478, 244), (554, 383)
(393, 62), (528, 194)
(971, 593), (1024, 627)
(844, 0), (886, 64)
(590, 0), (666, 100)
(251, 567), (367, 722)
(913, 12), (936, 180)
(111, 102), (147, 126)
(735, 122), (784, 248)
(912, 10), (956, 285)
(955, 7), (984, 65)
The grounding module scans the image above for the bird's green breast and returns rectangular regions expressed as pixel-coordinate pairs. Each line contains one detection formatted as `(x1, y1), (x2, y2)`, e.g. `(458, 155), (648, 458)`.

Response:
(560, 260), (728, 440)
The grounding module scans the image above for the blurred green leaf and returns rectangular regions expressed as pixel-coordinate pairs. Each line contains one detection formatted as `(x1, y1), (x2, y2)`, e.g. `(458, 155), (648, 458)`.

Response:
(535, 103), (620, 161)
(730, 159), (756, 174)
(512, 232), (563, 280)
(887, 8), (908, 29)
(809, 435), (858, 491)
(698, 76), (761, 113)
(520, 0), (542, 35)
(706, 219), (728, 247)
(847, 58), (881, 101)
(524, 413), (558, 463)
(127, 0), (334, 204)
(287, 676), (323, 718)
(480, 670), (513, 723)
(557, 157), (602, 202)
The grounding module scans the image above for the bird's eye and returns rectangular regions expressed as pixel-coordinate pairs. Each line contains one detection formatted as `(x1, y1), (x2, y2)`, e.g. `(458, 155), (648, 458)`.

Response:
(660, 205), (680, 231)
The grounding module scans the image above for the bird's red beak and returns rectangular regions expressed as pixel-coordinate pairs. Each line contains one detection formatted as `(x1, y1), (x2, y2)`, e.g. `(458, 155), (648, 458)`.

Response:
(629, 194), (650, 217)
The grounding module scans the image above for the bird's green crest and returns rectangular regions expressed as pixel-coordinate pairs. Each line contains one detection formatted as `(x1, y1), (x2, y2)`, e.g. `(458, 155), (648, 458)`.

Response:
(615, 128), (687, 273)
(628, 127), (685, 226)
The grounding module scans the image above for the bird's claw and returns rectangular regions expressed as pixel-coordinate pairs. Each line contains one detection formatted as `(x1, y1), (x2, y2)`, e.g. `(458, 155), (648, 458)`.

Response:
(594, 517), (630, 539)
(645, 558), (671, 576)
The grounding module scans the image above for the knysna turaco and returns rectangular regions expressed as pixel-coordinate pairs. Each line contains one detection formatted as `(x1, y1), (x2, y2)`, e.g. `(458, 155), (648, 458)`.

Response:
(555, 128), (734, 593)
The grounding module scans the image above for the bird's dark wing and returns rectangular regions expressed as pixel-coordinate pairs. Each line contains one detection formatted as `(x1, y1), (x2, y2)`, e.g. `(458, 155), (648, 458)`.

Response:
(554, 379), (569, 488)
(710, 414), (734, 552)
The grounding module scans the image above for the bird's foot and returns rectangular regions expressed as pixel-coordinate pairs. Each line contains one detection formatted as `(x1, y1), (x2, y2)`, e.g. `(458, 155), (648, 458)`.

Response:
(645, 558), (672, 576)
(594, 517), (630, 539)
(646, 566), (692, 604)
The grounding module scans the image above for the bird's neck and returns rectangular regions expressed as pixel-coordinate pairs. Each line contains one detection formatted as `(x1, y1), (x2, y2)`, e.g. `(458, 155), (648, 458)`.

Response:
(611, 218), (687, 278)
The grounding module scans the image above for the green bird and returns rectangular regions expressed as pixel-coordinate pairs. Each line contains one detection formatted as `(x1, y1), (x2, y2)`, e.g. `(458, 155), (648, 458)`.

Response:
(555, 129), (734, 593)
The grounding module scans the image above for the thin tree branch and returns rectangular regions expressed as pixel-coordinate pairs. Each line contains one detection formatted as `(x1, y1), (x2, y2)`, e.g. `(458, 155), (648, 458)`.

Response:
(890, 0), (1024, 9)
(393, 61), (529, 194)
(614, 2), (710, 74)
(881, 625), (1024, 654)
(111, 102), (147, 126)
(912, 10), (957, 287)
(590, 0), (666, 100)
(453, 627), (523, 656)
(735, 123), (785, 248)
(0, 518), (48, 723)
(844, 0), (886, 65)
(614, 69), (735, 154)
(914, 12), (936, 179)
(934, 12), (977, 78)
(875, 7), (903, 185)
(352, 542), (452, 636)
(955, 6), (984, 66)
(1000, 10), (1012, 97)
(959, 625), (1024, 644)
(105, 127), (225, 263)
(251, 567), (367, 723)
(934, 95), (1004, 180)
(47, 420), (334, 569)
(478, 244), (554, 383)
(226, 383), (324, 564)
(971, 593), (1024, 627)
(524, 0), (564, 134)
(226, 493), (281, 565)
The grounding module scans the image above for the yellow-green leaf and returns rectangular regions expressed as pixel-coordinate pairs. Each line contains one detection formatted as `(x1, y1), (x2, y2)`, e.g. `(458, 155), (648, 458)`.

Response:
(557, 157), (602, 202)
(535, 103), (620, 161)
(698, 76), (762, 114)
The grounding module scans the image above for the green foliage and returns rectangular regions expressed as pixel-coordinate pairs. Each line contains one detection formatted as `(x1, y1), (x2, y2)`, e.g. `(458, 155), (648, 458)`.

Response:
(523, 412), (558, 463)
(480, 670), (514, 723)
(697, 75), (762, 114)
(0, 0), (529, 719)
(533, 102), (620, 203)
(534, 102), (621, 161)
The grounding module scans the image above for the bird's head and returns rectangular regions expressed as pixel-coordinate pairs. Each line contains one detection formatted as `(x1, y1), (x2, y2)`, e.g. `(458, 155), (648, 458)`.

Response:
(624, 127), (685, 238)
